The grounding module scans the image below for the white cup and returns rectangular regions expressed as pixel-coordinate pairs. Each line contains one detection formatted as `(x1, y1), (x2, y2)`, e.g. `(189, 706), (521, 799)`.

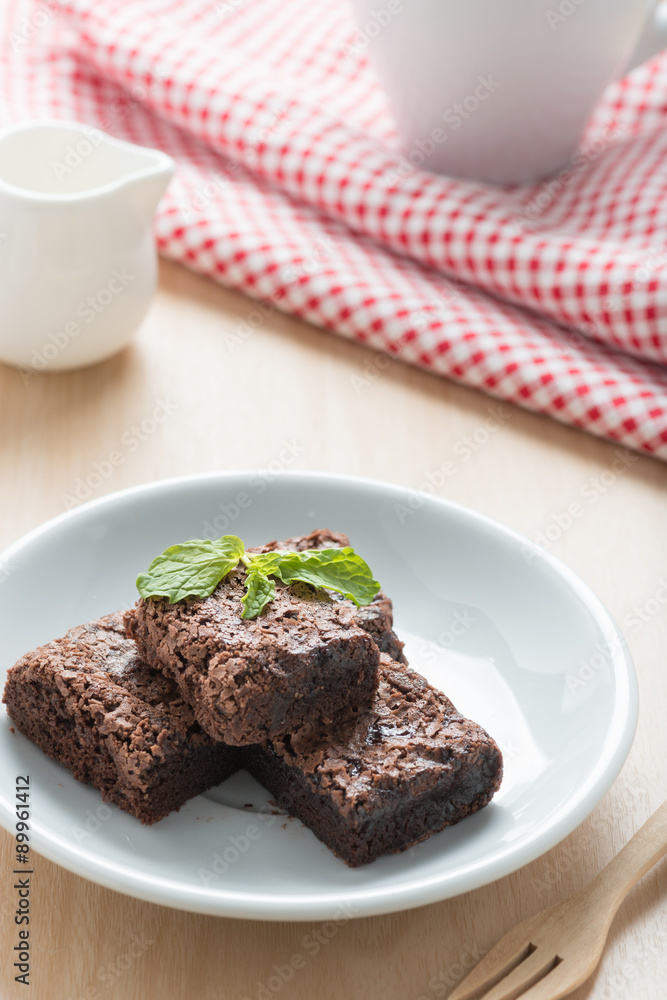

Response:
(351, 0), (667, 184)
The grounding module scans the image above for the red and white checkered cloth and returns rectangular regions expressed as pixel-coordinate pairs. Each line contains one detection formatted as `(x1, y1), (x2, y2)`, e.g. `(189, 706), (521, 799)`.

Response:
(3, 0), (667, 458)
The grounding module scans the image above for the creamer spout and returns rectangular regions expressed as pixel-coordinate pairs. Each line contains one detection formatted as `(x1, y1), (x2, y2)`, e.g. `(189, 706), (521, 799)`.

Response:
(0, 121), (174, 206)
(122, 148), (174, 222)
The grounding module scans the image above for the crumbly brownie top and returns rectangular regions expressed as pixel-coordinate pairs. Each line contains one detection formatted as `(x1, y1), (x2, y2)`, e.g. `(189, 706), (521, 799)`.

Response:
(132, 529), (383, 676)
(137, 573), (373, 670)
(6, 612), (212, 751)
(259, 528), (401, 654)
(259, 528), (349, 553)
(271, 653), (500, 813)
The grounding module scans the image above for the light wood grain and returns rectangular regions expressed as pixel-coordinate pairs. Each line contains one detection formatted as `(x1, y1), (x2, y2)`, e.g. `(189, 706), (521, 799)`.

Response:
(449, 801), (667, 1000)
(1, 259), (665, 1000)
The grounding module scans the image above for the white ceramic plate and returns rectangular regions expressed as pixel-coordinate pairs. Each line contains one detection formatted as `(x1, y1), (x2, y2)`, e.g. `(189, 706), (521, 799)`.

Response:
(0, 472), (637, 920)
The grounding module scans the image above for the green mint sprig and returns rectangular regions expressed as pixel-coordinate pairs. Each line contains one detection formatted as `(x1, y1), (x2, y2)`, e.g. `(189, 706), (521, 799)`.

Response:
(136, 535), (380, 620)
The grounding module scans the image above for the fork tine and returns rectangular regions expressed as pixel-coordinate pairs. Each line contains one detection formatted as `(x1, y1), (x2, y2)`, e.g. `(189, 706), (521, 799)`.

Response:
(502, 960), (577, 1000)
(448, 938), (532, 1000)
(448, 945), (559, 1000)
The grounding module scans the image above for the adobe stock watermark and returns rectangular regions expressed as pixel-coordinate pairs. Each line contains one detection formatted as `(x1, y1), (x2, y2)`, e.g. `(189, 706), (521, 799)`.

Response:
(195, 789), (305, 888)
(350, 285), (468, 394)
(96, 63), (169, 136)
(523, 449), (638, 562)
(382, 75), (501, 183)
(279, 235), (338, 286)
(553, 244), (667, 336)
(509, 121), (622, 229)
(342, 0), (404, 60)
(597, 243), (667, 316)
(9, 0), (64, 51)
(198, 823), (265, 886)
(530, 783), (647, 895)
(418, 611), (477, 662)
(241, 901), (360, 1000)
(564, 629), (626, 695)
(633, 244), (667, 284)
(415, 943), (484, 999)
(215, 0), (246, 17)
(224, 298), (276, 353)
(178, 163), (241, 222)
(61, 397), (179, 509)
(546, 0), (588, 31)
(201, 440), (306, 537)
(350, 349), (394, 393)
(51, 126), (106, 182)
(19, 268), (135, 380)
(564, 578), (667, 694)
(412, 284), (467, 330)
(224, 237), (339, 353)
(65, 932), (155, 1000)
(394, 406), (512, 523)
(0, 554), (17, 586)
(245, 103), (292, 158)
(530, 840), (583, 895)
(70, 803), (113, 845)
(624, 578), (667, 634)
(592, 930), (667, 1000)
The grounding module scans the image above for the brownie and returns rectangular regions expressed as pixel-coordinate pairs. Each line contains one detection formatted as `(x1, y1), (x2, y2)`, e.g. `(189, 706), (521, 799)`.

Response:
(2, 613), (241, 824)
(126, 529), (390, 745)
(245, 653), (503, 866)
(263, 530), (406, 664)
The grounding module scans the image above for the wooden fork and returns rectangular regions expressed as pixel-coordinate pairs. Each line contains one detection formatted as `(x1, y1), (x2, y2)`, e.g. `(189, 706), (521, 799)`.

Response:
(449, 799), (667, 1000)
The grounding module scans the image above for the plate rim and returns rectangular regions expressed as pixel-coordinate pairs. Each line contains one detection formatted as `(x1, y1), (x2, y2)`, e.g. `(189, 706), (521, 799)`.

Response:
(0, 469), (639, 920)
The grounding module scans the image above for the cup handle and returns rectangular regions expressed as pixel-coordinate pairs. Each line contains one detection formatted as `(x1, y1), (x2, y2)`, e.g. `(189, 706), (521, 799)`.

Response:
(626, 0), (667, 71)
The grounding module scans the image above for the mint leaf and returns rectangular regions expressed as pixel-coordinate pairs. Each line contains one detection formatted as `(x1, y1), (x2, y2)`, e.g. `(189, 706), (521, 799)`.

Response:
(265, 547), (380, 607)
(136, 535), (382, 618)
(136, 535), (244, 603)
(244, 551), (288, 576)
(241, 570), (276, 619)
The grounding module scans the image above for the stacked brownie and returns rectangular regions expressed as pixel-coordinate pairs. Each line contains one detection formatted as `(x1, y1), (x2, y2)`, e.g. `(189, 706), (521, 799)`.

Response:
(3, 614), (241, 824)
(125, 529), (405, 745)
(247, 653), (504, 866)
(3, 529), (503, 866)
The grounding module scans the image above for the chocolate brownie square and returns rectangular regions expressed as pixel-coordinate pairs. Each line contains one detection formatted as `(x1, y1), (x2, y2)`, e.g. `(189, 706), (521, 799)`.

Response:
(126, 530), (388, 745)
(263, 530), (406, 665)
(245, 653), (503, 866)
(3, 613), (241, 824)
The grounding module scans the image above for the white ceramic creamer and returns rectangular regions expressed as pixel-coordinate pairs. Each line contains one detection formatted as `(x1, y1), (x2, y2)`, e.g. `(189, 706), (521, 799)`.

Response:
(0, 120), (174, 371)
(351, 0), (667, 184)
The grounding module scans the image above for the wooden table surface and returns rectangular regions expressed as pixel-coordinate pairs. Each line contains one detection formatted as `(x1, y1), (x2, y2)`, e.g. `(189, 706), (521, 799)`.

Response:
(1, 259), (665, 1000)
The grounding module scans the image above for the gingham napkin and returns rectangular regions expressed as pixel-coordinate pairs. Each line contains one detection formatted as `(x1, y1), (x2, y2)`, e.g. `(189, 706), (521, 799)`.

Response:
(3, 0), (667, 458)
